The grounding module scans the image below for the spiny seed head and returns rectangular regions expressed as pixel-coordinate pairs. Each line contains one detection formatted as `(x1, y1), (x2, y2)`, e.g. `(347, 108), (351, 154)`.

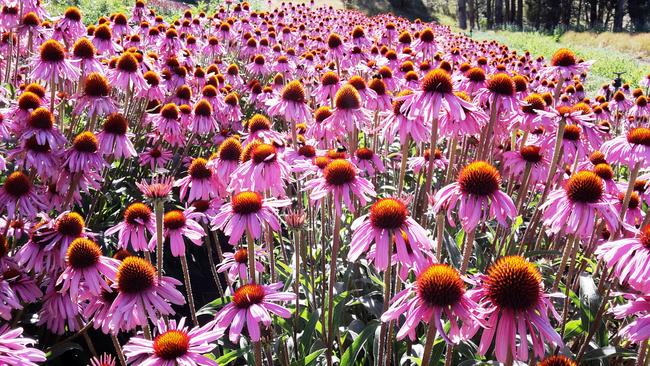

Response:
(84, 72), (111, 97)
(103, 113), (128, 135)
(117, 257), (156, 294)
(563, 124), (581, 141)
(299, 145), (316, 158)
(487, 74), (515, 96)
(66, 238), (101, 269)
(28, 107), (54, 129)
(369, 198), (407, 229)
(153, 330), (190, 360)
(324, 159), (356, 186)
(368, 78), (386, 95)
(160, 103), (179, 120)
(22, 12), (41, 27)
(421, 69), (453, 94)
(486, 255), (541, 311)
(194, 99), (212, 117)
(458, 161), (500, 196)
(420, 28), (434, 42)
(18, 92), (41, 110)
(334, 84), (361, 110)
(416, 264), (465, 307)
(565, 171), (603, 203)
(64, 7), (82, 21)
(163, 210), (186, 230)
(314, 106), (332, 122)
(627, 127), (650, 146)
(281, 80), (306, 103)
(234, 248), (248, 263)
(232, 191), (263, 214)
(248, 114), (271, 133)
(218, 137), (242, 161)
(144, 71), (160, 86)
(117, 53), (139, 73)
(522, 94), (545, 114)
(233, 283), (265, 308)
(321, 71), (339, 86)
(520, 145), (542, 163)
(466, 67), (485, 82)
(551, 48), (577, 67)
(94, 25), (112, 40)
(189, 158), (211, 180)
(124, 202), (152, 225)
(251, 143), (277, 164)
(3, 171), (31, 198)
(40, 40), (66, 63)
(73, 131), (99, 153)
(538, 355), (577, 366)
(327, 33), (342, 49)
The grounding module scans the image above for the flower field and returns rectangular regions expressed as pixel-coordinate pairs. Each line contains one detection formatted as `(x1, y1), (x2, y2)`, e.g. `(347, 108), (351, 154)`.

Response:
(0, 0), (649, 365)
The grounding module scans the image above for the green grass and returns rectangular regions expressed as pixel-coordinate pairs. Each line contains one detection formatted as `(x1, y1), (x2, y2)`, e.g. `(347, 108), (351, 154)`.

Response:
(471, 29), (649, 94)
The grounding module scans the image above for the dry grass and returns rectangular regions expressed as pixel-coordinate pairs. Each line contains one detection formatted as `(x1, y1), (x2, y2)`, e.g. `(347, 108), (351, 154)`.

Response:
(561, 31), (650, 60)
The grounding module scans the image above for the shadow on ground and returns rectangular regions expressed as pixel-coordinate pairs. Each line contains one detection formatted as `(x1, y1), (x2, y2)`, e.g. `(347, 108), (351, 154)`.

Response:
(342, 0), (436, 22)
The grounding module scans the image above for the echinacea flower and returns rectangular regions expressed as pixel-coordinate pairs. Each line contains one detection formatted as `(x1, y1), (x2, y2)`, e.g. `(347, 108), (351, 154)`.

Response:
(211, 282), (295, 342)
(266, 80), (311, 123)
(64, 131), (107, 173)
(0, 325), (46, 366)
(602, 127), (650, 168)
(108, 257), (185, 332)
(400, 68), (470, 123)
(105, 202), (155, 252)
(73, 73), (118, 117)
(217, 247), (266, 283)
(175, 157), (223, 202)
(0, 171), (43, 219)
(381, 264), (481, 344)
(97, 113), (137, 158)
(433, 161), (516, 231)
(57, 238), (119, 300)
(228, 143), (292, 197)
(611, 293), (650, 343)
(538, 355), (577, 366)
(349, 198), (430, 270)
(470, 255), (563, 363)
(157, 209), (205, 257)
(596, 224), (650, 292)
(212, 191), (289, 244)
(123, 317), (220, 366)
(31, 39), (80, 82)
(541, 48), (593, 81)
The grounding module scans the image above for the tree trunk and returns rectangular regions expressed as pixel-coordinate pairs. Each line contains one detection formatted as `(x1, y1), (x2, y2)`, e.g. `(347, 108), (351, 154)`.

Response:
(510, 0), (516, 24)
(576, 0), (583, 28)
(516, 0), (523, 28)
(487, 0), (494, 27)
(504, 0), (510, 23)
(495, 0), (503, 25)
(589, 0), (598, 28)
(468, 0), (476, 29)
(458, 0), (468, 29)
(613, 0), (625, 31)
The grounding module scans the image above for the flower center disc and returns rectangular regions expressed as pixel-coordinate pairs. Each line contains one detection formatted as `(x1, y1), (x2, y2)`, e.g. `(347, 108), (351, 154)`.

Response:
(324, 159), (356, 186)
(458, 161), (500, 196)
(627, 127), (650, 146)
(369, 198), (407, 230)
(233, 283), (265, 308)
(232, 191), (263, 215)
(189, 158), (212, 180)
(124, 203), (152, 225)
(117, 257), (156, 294)
(421, 69), (453, 94)
(153, 330), (190, 360)
(164, 210), (186, 230)
(67, 238), (101, 269)
(334, 85), (362, 110)
(3, 171), (31, 198)
(565, 171), (603, 203)
(416, 264), (465, 307)
(56, 212), (85, 237)
(486, 255), (541, 311)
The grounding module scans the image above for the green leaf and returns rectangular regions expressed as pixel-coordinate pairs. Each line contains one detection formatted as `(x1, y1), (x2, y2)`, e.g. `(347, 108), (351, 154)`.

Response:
(196, 296), (233, 317)
(216, 347), (249, 365)
(290, 348), (325, 366)
(300, 309), (322, 355)
(582, 346), (636, 361)
(339, 320), (380, 366)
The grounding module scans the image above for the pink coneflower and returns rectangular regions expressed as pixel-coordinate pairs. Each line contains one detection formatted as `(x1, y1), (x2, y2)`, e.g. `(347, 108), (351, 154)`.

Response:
(475, 73), (520, 116)
(382, 264), (481, 344)
(352, 147), (385, 176)
(175, 158), (222, 202)
(541, 171), (618, 238)
(602, 127), (650, 168)
(266, 80), (312, 123)
(412, 28), (437, 58)
(408, 149), (448, 176)
(305, 159), (376, 215)
(217, 247), (266, 283)
(212, 191), (289, 244)
(222, 92), (243, 126)
(64, 131), (107, 172)
(191, 99), (218, 135)
(105, 202), (155, 252)
(21, 107), (66, 149)
(611, 294), (650, 343)
(0, 171), (43, 219)
(82, 287), (118, 334)
(210, 137), (242, 184)
(211, 282), (295, 343)
(123, 317), (220, 366)
(92, 24), (121, 54)
(57, 238), (119, 300)
(139, 71), (166, 101)
(97, 113), (136, 158)
(596, 224), (650, 292)
(56, 7), (86, 41)
(228, 143), (292, 196)
(108, 52), (147, 91)
(39, 281), (81, 334)
(31, 39), (80, 82)
(243, 114), (284, 146)
(108, 257), (185, 332)
(502, 145), (550, 184)
(73, 73), (118, 117)
(1, 266), (42, 305)
(326, 33), (345, 59)
(158, 209), (205, 257)
(349, 198), (430, 270)
(323, 84), (372, 134)
(247, 54), (271, 76)
(381, 90), (430, 145)
(71, 38), (104, 74)
(433, 161), (516, 231)
(137, 176), (174, 202)
(401, 69), (470, 124)
(313, 71), (341, 103)
(139, 145), (172, 171)
(0, 325), (46, 366)
(541, 48), (593, 80)
(470, 256), (563, 362)
(89, 354), (116, 366)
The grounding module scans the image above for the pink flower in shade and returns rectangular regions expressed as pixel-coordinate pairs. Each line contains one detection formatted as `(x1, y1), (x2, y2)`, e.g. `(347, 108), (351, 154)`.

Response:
(139, 146), (172, 171)
(381, 264), (482, 344)
(0, 171), (44, 219)
(596, 225), (650, 292)
(57, 238), (119, 300)
(611, 294), (650, 343)
(408, 149), (448, 176)
(30, 39), (80, 82)
(0, 276), (22, 321)
(108, 257), (185, 332)
(541, 171), (619, 238)
(470, 256), (563, 363)
(212, 191), (290, 245)
(615, 191), (644, 227)
(15, 219), (60, 274)
(64, 131), (107, 173)
(39, 281), (81, 335)
(217, 247), (266, 283)
(21, 107), (67, 150)
(211, 282), (295, 343)
(352, 147), (385, 176)
(228, 143), (292, 197)
(108, 53), (147, 91)
(266, 80), (312, 123)
(73, 73), (118, 117)
(349, 198), (431, 271)
(89, 354), (116, 366)
(157, 209), (205, 257)
(540, 48), (594, 80)
(602, 127), (650, 168)
(433, 161), (516, 231)
(209, 137), (242, 185)
(123, 317), (220, 366)
(1, 267), (42, 305)
(502, 145), (550, 184)
(0, 325), (46, 366)
(97, 113), (137, 159)
(82, 287), (118, 334)
(105, 203), (155, 252)
(175, 157), (223, 202)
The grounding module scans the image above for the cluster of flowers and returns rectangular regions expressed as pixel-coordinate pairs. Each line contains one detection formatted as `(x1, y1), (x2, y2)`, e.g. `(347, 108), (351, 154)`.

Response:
(0, 0), (648, 364)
